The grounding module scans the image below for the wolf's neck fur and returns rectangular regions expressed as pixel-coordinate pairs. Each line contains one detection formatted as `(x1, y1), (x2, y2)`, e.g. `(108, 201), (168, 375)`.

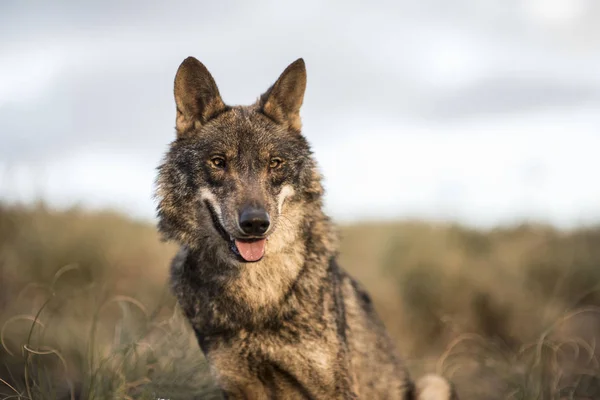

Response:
(172, 202), (337, 335)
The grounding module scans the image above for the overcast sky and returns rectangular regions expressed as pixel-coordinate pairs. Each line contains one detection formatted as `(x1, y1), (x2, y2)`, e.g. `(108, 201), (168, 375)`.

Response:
(1, 0), (599, 227)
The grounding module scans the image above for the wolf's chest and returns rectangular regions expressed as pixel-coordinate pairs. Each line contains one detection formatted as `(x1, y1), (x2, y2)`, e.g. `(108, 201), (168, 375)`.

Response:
(206, 331), (339, 398)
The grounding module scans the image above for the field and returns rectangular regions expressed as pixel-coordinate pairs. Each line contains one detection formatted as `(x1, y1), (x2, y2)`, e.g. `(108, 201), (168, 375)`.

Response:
(1, 203), (600, 399)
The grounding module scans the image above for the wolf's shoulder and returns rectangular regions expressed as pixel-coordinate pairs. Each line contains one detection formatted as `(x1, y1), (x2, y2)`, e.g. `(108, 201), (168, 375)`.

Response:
(169, 246), (201, 297)
(328, 261), (374, 311)
(170, 246), (190, 276)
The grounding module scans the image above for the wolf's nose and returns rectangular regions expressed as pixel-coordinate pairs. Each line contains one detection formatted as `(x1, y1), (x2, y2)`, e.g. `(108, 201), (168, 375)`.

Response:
(239, 206), (270, 236)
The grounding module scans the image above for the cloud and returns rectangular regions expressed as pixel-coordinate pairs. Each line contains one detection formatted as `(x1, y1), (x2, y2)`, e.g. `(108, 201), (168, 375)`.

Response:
(426, 76), (600, 119)
(316, 106), (600, 227)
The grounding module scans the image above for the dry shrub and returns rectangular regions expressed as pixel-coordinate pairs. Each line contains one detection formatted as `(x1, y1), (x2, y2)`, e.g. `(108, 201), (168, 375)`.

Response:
(1, 204), (600, 399)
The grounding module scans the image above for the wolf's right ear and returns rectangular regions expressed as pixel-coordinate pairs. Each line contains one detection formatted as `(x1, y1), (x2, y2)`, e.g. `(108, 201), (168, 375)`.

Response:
(174, 57), (226, 138)
(258, 58), (306, 133)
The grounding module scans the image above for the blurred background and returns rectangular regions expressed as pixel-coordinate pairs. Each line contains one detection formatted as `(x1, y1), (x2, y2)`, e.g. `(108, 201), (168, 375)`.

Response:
(2, 0), (600, 226)
(1, 1), (600, 399)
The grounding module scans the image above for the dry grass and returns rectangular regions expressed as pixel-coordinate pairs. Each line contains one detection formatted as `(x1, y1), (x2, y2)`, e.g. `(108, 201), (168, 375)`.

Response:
(1, 203), (600, 399)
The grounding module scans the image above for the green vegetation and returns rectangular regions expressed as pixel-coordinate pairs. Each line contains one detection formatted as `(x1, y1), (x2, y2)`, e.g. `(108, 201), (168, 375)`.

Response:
(1, 203), (600, 399)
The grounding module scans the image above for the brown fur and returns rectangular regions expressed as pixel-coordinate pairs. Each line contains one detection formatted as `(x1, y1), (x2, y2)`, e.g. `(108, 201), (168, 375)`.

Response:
(156, 56), (457, 399)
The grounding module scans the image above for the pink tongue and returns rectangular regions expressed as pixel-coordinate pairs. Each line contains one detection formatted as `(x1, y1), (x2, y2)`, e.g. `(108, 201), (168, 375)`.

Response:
(235, 239), (266, 262)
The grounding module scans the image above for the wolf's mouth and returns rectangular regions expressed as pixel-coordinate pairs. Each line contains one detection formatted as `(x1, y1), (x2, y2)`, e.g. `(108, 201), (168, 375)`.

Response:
(203, 200), (267, 263)
(231, 238), (267, 262)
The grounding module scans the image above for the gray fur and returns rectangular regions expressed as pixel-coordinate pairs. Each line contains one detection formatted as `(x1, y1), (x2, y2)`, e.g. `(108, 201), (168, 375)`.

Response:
(155, 57), (457, 399)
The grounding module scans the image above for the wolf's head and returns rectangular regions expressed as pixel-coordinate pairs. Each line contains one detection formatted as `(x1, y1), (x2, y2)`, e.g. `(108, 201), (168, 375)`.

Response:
(156, 57), (324, 264)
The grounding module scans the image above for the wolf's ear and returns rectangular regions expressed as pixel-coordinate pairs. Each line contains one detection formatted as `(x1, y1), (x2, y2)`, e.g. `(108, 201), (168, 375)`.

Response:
(259, 58), (306, 132)
(174, 57), (227, 138)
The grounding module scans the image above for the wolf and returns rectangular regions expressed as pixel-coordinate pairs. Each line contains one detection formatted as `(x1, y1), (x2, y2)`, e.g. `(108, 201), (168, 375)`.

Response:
(155, 56), (457, 399)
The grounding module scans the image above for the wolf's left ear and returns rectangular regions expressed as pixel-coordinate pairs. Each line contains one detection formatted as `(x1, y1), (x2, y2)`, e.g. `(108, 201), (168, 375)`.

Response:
(174, 57), (227, 138)
(259, 58), (306, 132)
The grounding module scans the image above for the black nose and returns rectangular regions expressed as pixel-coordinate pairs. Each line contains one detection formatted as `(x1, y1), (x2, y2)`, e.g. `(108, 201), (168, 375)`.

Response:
(239, 206), (270, 236)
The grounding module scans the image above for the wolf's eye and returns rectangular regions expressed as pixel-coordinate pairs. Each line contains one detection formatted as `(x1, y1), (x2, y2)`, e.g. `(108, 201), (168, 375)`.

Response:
(269, 157), (283, 169)
(210, 156), (226, 169)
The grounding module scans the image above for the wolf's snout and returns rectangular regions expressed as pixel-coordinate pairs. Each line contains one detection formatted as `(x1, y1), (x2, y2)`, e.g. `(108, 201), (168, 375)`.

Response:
(239, 206), (270, 236)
